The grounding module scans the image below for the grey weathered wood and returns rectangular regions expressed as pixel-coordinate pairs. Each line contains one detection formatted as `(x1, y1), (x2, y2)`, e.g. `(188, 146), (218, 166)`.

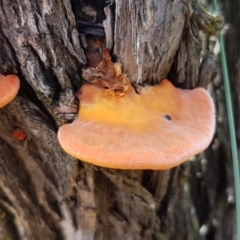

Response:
(114, 0), (187, 84)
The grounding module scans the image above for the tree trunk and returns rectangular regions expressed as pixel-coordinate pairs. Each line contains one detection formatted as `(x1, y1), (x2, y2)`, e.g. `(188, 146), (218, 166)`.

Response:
(0, 0), (236, 239)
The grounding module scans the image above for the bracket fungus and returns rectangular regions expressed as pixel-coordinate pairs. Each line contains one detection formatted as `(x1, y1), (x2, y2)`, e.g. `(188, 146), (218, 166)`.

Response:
(0, 74), (20, 108)
(58, 76), (215, 170)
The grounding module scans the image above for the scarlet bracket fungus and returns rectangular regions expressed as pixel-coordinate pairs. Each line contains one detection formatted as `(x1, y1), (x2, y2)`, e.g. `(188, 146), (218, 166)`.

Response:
(58, 79), (215, 170)
(0, 74), (20, 108)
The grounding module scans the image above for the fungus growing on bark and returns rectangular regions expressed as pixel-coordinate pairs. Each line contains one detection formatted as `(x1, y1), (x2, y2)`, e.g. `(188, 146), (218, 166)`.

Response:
(12, 129), (27, 141)
(58, 79), (215, 170)
(0, 74), (20, 108)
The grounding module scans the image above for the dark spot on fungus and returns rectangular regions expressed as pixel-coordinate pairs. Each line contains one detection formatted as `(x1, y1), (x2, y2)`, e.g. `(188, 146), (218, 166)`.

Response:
(164, 115), (171, 121)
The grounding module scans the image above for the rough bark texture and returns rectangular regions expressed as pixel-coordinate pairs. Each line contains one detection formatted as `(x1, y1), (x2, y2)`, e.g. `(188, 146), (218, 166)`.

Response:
(0, 0), (237, 240)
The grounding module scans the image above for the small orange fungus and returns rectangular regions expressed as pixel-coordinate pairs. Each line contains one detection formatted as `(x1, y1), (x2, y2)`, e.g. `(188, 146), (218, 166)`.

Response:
(12, 129), (27, 141)
(0, 74), (20, 108)
(58, 79), (215, 170)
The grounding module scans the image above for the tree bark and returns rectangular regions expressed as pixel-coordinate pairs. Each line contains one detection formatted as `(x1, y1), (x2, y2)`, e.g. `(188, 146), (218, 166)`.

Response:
(0, 0), (236, 239)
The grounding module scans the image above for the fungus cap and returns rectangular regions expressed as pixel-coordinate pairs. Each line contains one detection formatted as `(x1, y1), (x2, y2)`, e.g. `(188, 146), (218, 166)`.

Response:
(58, 79), (215, 170)
(0, 74), (20, 108)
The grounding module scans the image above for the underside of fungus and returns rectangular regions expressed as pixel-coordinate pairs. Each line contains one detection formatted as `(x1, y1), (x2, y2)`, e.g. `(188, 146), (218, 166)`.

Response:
(0, 74), (20, 108)
(58, 50), (215, 170)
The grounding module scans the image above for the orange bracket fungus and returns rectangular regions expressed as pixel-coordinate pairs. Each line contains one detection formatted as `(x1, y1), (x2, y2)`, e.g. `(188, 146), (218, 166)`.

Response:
(0, 74), (20, 108)
(58, 52), (215, 170)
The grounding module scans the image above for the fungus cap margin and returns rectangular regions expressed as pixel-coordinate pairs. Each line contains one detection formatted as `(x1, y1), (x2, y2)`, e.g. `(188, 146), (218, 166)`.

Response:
(0, 74), (20, 108)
